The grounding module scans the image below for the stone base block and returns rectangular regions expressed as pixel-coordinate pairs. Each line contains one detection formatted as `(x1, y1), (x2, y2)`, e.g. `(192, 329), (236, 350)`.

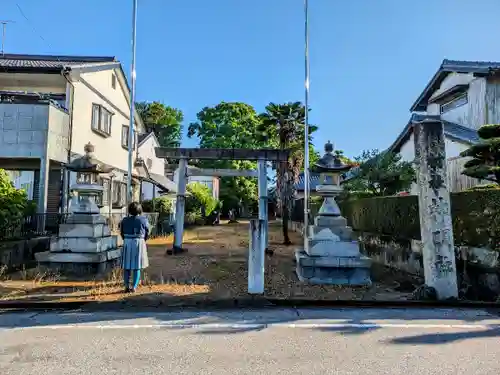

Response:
(58, 223), (111, 237)
(306, 239), (360, 257)
(35, 248), (121, 263)
(314, 215), (347, 228)
(309, 225), (353, 241)
(35, 248), (121, 276)
(65, 214), (107, 225)
(50, 235), (118, 253)
(295, 250), (372, 286)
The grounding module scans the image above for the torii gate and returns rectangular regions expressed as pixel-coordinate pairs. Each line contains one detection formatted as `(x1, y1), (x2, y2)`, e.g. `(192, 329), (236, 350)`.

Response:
(155, 147), (289, 294)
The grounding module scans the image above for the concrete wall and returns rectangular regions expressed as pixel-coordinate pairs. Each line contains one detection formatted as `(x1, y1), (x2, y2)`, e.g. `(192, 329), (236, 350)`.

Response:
(0, 103), (49, 158)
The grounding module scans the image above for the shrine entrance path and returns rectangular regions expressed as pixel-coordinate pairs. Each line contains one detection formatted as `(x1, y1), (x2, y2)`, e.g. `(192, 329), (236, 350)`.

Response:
(0, 221), (416, 305)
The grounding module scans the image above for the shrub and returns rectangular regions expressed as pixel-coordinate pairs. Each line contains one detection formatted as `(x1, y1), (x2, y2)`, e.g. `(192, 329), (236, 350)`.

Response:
(185, 182), (220, 217)
(0, 169), (33, 238)
(141, 197), (173, 220)
(342, 190), (500, 250)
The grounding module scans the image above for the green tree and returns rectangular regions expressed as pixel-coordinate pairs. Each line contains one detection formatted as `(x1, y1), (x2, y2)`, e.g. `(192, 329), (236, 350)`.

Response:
(136, 101), (183, 147)
(185, 182), (219, 216)
(187, 102), (264, 215)
(342, 149), (415, 198)
(258, 102), (317, 245)
(0, 169), (33, 237)
(461, 124), (500, 183)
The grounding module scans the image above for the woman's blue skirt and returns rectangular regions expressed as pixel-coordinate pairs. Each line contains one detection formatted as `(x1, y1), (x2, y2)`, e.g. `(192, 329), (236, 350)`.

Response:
(121, 236), (149, 270)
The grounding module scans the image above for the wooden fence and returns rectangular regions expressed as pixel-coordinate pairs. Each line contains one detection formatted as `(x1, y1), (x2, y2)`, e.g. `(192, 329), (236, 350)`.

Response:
(447, 157), (489, 192)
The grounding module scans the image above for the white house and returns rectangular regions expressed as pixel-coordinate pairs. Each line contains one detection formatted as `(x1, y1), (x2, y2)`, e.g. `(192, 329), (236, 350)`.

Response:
(378, 59), (500, 193)
(137, 131), (177, 201)
(0, 53), (175, 218)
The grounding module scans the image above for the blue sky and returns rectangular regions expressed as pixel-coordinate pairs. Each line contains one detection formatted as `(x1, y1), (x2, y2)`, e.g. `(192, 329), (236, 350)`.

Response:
(3, 0), (500, 158)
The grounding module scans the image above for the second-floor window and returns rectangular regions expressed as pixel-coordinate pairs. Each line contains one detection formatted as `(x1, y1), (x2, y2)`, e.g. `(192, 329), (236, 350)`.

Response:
(121, 125), (137, 149)
(91, 103), (113, 136)
(440, 93), (468, 114)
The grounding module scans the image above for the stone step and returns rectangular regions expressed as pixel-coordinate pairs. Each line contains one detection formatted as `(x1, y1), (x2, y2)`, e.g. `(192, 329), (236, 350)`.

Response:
(296, 250), (371, 268)
(306, 239), (360, 257)
(309, 225), (353, 241)
(296, 263), (372, 286)
(314, 215), (347, 228)
(50, 235), (118, 253)
(35, 248), (122, 264)
(64, 214), (107, 225)
(295, 250), (372, 286)
(58, 223), (111, 238)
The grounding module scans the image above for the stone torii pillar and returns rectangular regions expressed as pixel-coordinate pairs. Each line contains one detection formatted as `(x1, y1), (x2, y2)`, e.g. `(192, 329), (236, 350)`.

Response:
(413, 119), (458, 300)
(168, 157), (188, 255)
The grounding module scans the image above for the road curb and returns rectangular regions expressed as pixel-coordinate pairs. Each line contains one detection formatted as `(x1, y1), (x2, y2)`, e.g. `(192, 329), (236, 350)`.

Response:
(0, 298), (499, 312)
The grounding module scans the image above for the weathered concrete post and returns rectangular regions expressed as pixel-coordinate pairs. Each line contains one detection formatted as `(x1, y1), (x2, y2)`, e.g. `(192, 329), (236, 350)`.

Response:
(248, 219), (265, 294)
(37, 155), (50, 232)
(413, 119), (458, 300)
(169, 157), (188, 255)
(257, 158), (269, 252)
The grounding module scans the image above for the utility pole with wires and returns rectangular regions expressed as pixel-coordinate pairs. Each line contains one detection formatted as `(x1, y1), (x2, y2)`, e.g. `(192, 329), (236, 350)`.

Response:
(303, 0), (311, 251)
(126, 0), (138, 206)
(0, 20), (15, 56)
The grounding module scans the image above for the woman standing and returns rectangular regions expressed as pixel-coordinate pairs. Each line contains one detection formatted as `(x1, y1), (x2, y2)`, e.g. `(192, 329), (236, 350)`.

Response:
(120, 202), (150, 293)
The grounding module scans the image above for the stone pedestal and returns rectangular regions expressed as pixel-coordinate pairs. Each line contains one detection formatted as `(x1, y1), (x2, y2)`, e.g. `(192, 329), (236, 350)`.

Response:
(35, 173), (121, 276)
(295, 215), (372, 285)
(295, 141), (372, 286)
(36, 213), (121, 276)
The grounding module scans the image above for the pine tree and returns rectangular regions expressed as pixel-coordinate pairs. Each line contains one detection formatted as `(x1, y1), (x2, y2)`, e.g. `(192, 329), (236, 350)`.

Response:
(461, 124), (500, 184)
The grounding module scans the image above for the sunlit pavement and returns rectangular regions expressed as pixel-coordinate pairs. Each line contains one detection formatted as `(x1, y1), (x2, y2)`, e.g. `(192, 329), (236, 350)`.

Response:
(1, 308), (499, 375)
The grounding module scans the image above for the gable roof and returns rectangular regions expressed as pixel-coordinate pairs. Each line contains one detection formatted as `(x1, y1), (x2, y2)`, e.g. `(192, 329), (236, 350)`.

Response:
(0, 53), (144, 130)
(137, 131), (159, 148)
(0, 53), (116, 73)
(410, 59), (500, 112)
(389, 114), (479, 153)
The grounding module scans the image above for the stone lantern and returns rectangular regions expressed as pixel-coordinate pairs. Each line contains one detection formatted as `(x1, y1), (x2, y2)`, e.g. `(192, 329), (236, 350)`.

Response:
(65, 142), (114, 214)
(314, 141), (352, 217)
(295, 141), (372, 286)
(35, 142), (121, 275)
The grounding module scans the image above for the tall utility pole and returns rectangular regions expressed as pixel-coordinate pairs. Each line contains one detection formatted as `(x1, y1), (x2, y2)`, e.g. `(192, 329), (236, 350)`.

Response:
(127, 0), (138, 205)
(303, 0), (311, 251)
(0, 20), (15, 56)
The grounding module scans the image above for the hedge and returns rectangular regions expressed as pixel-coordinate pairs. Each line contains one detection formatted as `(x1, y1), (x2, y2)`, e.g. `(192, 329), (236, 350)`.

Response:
(341, 190), (500, 251)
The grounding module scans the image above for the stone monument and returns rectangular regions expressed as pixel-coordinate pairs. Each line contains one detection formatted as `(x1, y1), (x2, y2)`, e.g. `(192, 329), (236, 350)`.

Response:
(36, 143), (122, 275)
(295, 141), (372, 285)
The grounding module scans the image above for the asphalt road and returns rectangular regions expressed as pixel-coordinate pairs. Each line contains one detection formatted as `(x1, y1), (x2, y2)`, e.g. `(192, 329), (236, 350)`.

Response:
(1, 307), (499, 375)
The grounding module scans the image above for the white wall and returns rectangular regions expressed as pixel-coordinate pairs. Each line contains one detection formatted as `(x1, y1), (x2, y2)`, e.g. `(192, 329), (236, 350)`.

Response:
(0, 72), (66, 94)
(137, 133), (166, 201)
(70, 68), (145, 172)
(138, 134), (165, 176)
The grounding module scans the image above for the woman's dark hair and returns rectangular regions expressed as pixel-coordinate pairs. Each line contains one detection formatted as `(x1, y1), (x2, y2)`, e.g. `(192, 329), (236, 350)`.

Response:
(128, 202), (143, 216)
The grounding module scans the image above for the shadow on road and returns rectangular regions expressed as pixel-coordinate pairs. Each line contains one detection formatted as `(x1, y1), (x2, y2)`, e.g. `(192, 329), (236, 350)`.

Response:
(1, 292), (500, 345)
